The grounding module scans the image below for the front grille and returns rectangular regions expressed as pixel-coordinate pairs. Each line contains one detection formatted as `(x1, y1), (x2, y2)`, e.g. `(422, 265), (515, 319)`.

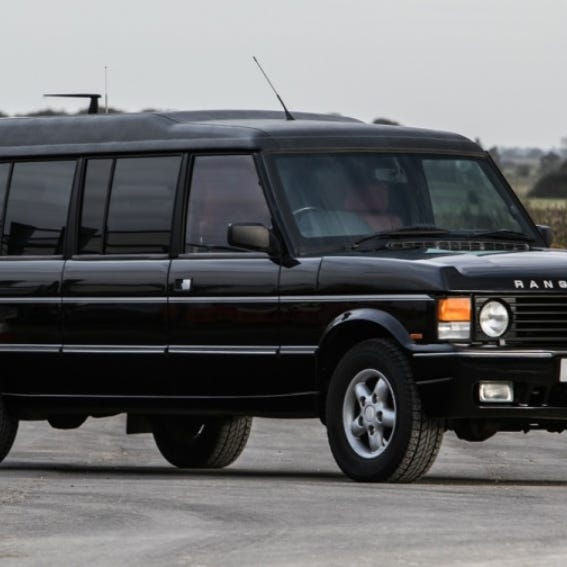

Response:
(476, 294), (567, 344)
(512, 295), (567, 343)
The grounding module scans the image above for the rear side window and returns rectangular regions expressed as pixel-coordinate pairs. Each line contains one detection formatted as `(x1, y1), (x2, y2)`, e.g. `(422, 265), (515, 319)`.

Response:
(185, 155), (271, 251)
(0, 163), (10, 239)
(79, 159), (112, 254)
(2, 161), (76, 255)
(79, 155), (181, 255)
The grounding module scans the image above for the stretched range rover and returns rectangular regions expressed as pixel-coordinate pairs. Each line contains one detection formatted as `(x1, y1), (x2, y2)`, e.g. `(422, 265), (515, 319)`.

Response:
(0, 108), (564, 482)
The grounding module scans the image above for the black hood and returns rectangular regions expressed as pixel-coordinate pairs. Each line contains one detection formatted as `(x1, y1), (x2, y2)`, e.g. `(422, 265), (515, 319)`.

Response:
(318, 249), (567, 294)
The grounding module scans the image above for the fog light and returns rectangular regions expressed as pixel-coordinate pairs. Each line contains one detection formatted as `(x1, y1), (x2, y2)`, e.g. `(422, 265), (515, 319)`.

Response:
(479, 381), (513, 403)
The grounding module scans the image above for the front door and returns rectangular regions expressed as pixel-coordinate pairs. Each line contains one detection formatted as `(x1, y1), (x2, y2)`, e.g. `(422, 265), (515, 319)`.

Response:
(168, 154), (280, 397)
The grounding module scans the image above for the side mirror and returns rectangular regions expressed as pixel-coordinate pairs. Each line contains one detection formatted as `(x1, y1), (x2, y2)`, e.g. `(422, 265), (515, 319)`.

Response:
(228, 223), (280, 255)
(536, 224), (553, 247)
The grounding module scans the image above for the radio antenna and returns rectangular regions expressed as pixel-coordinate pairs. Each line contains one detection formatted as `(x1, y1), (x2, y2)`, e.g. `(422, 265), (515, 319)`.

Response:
(252, 56), (295, 121)
(104, 66), (109, 114)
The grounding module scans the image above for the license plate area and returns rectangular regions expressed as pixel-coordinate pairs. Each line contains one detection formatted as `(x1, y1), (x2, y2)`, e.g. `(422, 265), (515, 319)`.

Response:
(560, 359), (567, 382)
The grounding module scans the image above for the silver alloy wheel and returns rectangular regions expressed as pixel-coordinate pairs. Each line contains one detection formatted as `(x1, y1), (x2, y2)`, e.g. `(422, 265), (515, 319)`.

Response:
(342, 368), (397, 458)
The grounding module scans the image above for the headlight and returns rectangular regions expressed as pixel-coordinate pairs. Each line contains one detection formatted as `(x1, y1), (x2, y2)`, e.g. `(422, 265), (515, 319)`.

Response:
(479, 300), (510, 338)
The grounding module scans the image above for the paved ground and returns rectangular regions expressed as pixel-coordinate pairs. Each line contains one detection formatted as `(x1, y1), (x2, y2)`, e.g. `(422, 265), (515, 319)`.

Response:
(2, 416), (567, 566)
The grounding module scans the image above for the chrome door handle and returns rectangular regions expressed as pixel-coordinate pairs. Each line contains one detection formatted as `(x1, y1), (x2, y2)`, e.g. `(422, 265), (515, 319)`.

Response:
(175, 278), (192, 292)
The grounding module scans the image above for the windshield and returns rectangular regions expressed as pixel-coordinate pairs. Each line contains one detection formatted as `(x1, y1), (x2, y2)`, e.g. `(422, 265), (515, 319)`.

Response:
(272, 153), (539, 254)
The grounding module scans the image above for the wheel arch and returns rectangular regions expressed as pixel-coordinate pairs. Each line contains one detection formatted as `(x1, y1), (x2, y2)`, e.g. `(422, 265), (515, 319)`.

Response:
(316, 308), (413, 420)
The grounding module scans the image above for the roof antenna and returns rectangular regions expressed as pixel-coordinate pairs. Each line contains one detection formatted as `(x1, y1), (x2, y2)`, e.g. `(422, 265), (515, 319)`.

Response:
(252, 56), (295, 121)
(43, 93), (101, 114)
(104, 66), (109, 114)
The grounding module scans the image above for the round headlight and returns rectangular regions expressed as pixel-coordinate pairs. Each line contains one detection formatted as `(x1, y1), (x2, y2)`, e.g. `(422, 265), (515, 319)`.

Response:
(479, 300), (510, 338)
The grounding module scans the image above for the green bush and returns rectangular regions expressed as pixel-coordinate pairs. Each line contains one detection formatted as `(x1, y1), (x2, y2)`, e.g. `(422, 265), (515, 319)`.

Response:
(529, 171), (567, 198)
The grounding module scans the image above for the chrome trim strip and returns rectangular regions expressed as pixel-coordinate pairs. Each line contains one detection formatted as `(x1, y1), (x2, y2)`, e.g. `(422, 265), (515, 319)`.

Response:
(169, 345), (277, 355)
(414, 351), (554, 359)
(62, 297), (166, 304)
(280, 346), (318, 355)
(280, 294), (431, 303)
(170, 294), (430, 304)
(0, 344), (60, 352)
(0, 294), (431, 304)
(64, 345), (166, 354)
(0, 298), (60, 304)
(169, 297), (277, 304)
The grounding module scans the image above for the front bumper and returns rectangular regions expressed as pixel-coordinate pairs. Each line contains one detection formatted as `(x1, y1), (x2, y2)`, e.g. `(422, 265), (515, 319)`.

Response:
(410, 344), (567, 421)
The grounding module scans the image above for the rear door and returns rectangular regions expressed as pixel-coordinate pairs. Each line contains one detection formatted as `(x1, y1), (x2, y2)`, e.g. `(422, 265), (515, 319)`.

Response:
(62, 155), (181, 396)
(0, 160), (76, 395)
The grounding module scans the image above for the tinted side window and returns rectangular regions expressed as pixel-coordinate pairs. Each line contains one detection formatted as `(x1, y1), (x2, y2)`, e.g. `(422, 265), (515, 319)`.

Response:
(2, 161), (75, 255)
(185, 155), (271, 251)
(79, 159), (112, 254)
(0, 163), (11, 239)
(105, 156), (181, 254)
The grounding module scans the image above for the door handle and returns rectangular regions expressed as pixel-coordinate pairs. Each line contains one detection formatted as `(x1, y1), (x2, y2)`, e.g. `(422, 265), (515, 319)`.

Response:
(175, 278), (192, 292)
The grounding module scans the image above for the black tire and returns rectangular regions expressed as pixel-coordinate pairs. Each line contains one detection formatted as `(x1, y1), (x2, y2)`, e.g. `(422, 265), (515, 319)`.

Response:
(0, 397), (18, 464)
(326, 339), (443, 483)
(152, 415), (252, 469)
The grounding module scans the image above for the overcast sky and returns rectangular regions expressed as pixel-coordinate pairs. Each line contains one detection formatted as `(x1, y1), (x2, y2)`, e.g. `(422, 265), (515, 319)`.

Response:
(3, 0), (566, 149)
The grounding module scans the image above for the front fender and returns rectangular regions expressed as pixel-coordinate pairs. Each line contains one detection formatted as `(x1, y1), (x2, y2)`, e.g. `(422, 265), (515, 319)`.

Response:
(320, 307), (414, 351)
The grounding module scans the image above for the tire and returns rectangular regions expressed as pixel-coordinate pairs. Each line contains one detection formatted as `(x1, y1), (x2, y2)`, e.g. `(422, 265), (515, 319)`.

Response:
(0, 396), (18, 464)
(326, 339), (443, 483)
(152, 415), (252, 469)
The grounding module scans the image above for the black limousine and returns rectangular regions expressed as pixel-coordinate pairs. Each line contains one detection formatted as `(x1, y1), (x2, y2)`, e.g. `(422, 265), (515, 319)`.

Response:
(0, 108), (564, 482)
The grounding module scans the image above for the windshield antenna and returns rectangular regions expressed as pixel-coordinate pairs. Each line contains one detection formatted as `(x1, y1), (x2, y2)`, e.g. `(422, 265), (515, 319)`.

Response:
(252, 56), (295, 121)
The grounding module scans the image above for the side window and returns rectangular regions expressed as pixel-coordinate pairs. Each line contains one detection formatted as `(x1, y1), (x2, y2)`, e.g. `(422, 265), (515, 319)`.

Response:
(0, 163), (11, 239)
(2, 161), (75, 255)
(79, 159), (112, 254)
(185, 155), (271, 251)
(79, 155), (181, 255)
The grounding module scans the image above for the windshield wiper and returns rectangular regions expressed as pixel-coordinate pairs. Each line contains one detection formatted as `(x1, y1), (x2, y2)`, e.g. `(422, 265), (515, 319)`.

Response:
(468, 229), (535, 242)
(353, 225), (450, 249)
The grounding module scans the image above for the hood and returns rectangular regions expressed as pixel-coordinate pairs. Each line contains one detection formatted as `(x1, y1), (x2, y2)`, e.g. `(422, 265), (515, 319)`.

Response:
(318, 248), (567, 294)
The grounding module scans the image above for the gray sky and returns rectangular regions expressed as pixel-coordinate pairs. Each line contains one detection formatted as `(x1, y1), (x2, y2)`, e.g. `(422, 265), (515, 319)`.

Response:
(3, 0), (566, 149)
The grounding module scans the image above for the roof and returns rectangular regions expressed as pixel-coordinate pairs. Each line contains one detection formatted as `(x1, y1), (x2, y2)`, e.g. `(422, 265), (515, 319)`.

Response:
(0, 109), (483, 157)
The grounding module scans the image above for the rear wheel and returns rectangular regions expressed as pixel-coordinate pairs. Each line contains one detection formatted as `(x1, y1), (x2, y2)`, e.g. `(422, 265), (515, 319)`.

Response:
(0, 397), (18, 464)
(152, 415), (252, 469)
(326, 339), (443, 482)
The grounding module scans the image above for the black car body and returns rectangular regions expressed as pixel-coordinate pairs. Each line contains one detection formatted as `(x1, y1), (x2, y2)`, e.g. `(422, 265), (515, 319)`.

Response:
(0, 109), (563, 482)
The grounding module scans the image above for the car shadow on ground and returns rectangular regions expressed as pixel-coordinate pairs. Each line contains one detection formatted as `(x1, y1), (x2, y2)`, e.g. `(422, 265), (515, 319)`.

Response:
(3, 461), (567, 486)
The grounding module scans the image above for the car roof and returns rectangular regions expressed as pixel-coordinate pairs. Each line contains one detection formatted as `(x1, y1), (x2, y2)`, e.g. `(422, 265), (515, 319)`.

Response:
(0, 109), (483, 157)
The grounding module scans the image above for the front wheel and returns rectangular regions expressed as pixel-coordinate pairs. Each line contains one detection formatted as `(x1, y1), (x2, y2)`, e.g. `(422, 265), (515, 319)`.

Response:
(326, 339), (443, 482)
(152, 415), (252, 469)
(0, 397), (18, 464)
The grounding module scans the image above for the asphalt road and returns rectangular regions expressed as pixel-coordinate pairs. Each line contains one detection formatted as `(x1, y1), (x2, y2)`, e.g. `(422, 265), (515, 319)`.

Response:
(2, 416), (567, 566)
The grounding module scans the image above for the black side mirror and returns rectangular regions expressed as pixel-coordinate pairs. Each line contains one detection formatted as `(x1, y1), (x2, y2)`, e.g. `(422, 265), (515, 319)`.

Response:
(228, 223), (280, 255)
(536, 224), (553, 247)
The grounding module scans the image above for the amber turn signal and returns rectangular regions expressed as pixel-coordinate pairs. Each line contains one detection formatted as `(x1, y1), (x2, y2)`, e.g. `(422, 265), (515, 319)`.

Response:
(438, 297), (471, 322)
